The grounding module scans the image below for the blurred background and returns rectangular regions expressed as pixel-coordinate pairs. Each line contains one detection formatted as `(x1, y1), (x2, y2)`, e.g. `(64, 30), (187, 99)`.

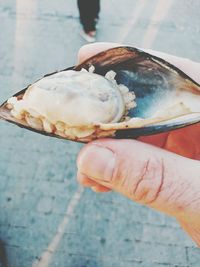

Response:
(0, 0), (199, 266)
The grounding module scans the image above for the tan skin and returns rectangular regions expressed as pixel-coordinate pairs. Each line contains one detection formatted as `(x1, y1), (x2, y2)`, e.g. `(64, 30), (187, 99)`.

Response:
(76, 43), (200, 246)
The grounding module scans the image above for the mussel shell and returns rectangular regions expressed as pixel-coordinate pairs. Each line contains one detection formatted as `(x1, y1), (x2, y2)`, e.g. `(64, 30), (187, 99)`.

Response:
(0, 46), (200, 142)
(76, 47), (200, 135)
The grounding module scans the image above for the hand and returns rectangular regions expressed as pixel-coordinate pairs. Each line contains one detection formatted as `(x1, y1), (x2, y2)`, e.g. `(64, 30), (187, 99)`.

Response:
(76, 42), (200, 246)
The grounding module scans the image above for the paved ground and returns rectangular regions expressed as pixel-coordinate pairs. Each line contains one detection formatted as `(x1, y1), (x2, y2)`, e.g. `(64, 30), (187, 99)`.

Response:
(0, 0), (200, 267)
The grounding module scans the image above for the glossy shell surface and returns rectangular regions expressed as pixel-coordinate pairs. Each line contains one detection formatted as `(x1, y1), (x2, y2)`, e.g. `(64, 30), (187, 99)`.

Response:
(0, 46), (200, 142)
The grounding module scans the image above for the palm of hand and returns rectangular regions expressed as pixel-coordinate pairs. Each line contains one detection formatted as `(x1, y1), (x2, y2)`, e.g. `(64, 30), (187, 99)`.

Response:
(139, 123), (200, 160)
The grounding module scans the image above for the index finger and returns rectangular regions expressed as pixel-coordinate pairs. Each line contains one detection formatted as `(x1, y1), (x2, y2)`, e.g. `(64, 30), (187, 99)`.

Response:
(77, 42), (119, 64)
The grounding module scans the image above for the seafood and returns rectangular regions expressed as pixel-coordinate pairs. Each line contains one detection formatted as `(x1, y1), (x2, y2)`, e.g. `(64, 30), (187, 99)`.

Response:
(0, 46), (200, 142)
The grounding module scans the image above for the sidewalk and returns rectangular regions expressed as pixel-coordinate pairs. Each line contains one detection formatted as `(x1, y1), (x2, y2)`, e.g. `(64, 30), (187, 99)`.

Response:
(0, 1), (199, 267)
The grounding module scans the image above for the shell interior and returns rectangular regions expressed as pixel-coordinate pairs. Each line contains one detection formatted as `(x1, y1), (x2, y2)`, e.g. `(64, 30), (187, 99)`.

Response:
(76, 47), (200, 135)
(0, 46), (200, 142)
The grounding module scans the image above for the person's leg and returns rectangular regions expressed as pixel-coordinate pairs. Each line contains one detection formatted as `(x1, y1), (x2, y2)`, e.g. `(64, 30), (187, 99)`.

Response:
(93, 0), (100, 20)
(77, 0), (100, 42)
(77, 0), (96, 32)
(77, 0), (89, 31)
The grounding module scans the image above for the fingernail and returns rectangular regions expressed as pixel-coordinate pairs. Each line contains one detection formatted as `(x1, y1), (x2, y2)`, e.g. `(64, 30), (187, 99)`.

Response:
(77, 145), (115, 181)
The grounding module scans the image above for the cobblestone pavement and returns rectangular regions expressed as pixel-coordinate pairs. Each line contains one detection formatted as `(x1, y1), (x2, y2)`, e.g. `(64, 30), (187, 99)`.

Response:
(0, 0), (200, 267)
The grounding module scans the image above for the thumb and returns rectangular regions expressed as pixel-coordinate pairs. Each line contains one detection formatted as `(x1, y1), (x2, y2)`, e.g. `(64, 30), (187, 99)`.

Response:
(77, 139), (200, 218)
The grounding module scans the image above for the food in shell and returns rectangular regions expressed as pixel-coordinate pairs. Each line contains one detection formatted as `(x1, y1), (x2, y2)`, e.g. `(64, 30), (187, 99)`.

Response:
(0, 47), (200, 142)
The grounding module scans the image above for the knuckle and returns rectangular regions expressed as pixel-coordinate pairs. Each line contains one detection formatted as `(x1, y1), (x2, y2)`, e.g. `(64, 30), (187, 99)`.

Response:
(131, 157), (165, 205)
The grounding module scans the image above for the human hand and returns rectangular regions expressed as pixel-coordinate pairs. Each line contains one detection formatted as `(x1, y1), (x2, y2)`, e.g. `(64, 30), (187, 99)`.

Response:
(76, 43), (200, 246)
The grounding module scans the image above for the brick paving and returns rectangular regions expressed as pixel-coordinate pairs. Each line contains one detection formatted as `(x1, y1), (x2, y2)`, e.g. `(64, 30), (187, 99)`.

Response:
(0, 0), (199, 266)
